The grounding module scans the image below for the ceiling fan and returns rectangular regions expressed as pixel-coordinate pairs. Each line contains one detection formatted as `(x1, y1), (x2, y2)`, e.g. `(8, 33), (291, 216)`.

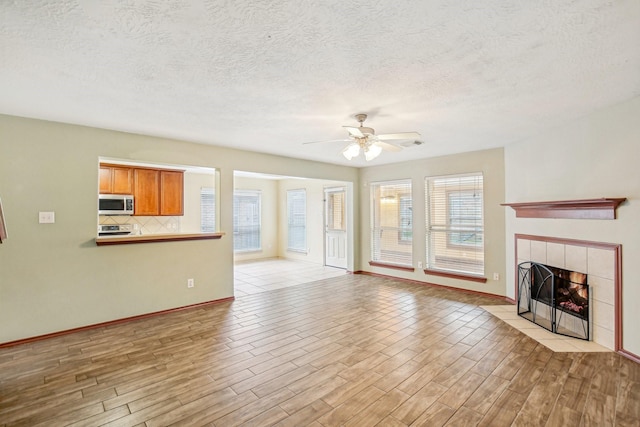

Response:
(305, 113), (422, 161)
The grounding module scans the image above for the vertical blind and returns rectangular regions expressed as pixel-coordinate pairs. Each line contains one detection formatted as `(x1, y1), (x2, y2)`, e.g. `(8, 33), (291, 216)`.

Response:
(327, 191), (345, 231)
(287, 189), (307, 252)
(370, 179), (413, 266)
(233, 190), (261, 252)
(425, 173), (484, 275)
(200, 187), (216, 232)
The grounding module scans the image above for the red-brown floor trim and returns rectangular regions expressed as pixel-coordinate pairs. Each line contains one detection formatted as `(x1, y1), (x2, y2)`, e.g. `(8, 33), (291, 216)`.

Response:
(423, 268), (487, 283)
(619, 349), (640, 365)
(355, 270), (513, 304)
(368, 261), (416, 272)
(0, 297), (235, 349)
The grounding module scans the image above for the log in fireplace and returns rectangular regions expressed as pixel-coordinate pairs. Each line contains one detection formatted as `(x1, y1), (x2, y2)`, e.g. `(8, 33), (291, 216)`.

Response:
(517, 261), (589, 340)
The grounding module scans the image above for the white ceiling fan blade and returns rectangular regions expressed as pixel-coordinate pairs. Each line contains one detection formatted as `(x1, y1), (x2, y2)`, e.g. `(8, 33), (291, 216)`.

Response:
(377, 132), (421, 141)
(374, 141), (402, 152)
(399, 139), (424, 147)
(302, 138), (352, 145)
(343, 126), (364, 138)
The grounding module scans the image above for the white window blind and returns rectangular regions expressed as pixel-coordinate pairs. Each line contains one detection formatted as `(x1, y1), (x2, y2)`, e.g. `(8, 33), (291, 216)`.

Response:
(287, 189), (306, 252)
(327, 191), (345, 231)
(233, 190), (261, 252)
(200, 187), (215, 232)
(370, 179), (413, 266)
(425, 173), (484, 276)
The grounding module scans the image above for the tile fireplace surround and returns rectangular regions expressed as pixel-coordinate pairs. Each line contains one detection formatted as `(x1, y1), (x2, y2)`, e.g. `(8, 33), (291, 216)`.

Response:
(513, 234), (621, 351)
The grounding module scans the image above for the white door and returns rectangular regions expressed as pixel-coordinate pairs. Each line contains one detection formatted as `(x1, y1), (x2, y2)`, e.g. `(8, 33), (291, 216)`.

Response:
(324, 187), (347, 269)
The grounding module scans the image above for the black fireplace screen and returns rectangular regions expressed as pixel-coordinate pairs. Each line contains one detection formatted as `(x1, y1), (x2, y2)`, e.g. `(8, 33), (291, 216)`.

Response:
(518, 262), (589, 340)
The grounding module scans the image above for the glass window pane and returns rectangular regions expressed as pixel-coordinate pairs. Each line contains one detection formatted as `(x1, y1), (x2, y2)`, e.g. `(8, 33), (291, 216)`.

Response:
(287, 189), (306, 252)
(328, 192), (345, 231)
(425, 173), (484, 275)
(233, 190), (261, 252)
(370, 179), (413, 266)
(200, 187), (215, 232)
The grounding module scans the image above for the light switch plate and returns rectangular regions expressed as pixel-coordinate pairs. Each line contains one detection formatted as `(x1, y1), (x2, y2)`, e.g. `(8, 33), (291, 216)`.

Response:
(39, 211), (55, 224)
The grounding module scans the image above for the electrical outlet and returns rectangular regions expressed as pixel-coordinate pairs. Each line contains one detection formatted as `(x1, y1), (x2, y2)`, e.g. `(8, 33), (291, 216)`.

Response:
(418, 261), (423, 268)
(39, 211), (55, 224)
(493, 273), (500, 281)
(187, 278), (194, 288)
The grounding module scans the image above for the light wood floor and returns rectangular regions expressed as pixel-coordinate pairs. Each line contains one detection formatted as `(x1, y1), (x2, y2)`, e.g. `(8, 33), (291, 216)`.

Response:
(1, 274), (639, 426)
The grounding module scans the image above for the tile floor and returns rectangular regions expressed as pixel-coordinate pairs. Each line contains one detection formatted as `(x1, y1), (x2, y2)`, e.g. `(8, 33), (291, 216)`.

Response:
(4, 274), (637, 426)
(482, 305), (611, 353)
(234, 257), (347, 297)
(234, 259), (610, 354)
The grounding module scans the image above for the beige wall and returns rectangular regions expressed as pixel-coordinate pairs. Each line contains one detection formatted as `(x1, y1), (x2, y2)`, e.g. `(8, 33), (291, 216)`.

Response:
(0, 114), (358, 343)
(182, 171), (216, 233)
(276, 178), (347, 265)
(358, 148), (506, 296)
(504, 96), (640, 357)
(3, 99), (637, 356)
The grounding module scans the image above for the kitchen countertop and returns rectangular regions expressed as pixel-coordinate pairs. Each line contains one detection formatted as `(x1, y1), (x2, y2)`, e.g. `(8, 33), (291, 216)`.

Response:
(95, 232), (225, 246)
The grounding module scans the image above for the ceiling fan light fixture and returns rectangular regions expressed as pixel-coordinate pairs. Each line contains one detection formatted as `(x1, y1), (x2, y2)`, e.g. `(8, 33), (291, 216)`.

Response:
(309, 112), (421, 161)
(364, 143), (382, 161)
(342, 142), (360, 160)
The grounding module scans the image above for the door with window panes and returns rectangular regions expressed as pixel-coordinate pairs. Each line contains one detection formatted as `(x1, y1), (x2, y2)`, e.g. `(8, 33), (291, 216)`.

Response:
(324, 187), (347, 269)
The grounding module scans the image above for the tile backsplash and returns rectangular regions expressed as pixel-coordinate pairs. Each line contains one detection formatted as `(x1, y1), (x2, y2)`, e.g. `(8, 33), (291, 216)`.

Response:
(99, 215), (181, 235)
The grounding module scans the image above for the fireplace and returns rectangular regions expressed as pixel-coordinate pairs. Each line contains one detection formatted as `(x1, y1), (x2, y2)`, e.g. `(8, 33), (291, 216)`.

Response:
(515, 234), (621, 351)
(518, 261), (589, 340)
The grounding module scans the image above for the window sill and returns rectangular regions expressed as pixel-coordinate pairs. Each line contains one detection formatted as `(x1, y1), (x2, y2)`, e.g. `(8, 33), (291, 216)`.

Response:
(423, 268), (487, 283)
(369, 261), (415, 272)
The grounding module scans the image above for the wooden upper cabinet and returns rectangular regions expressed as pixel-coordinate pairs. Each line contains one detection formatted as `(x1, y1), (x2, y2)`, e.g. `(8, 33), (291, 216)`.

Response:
(160, 170), (184, 216)
(132, 167), (184, 216)
(99, 166), (112, 193)
(133, 168), (160, 216)
(101, 163), (183, 216)
(99, 164), (133, 194)
(112, 167), (133, 194)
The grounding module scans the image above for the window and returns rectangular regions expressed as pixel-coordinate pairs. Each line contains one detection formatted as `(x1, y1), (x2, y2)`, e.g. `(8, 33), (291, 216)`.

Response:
(370, 179), (413, 266)
(327, 190), (345, 232)
(200, 187), (215, 232)
(287, 189), (306, 252)
(425, 173), (484, 276)
(233, 190), (261, 252)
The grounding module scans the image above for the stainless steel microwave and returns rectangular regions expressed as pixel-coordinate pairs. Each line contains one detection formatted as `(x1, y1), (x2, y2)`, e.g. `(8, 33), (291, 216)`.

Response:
(99, 194), (134, 215)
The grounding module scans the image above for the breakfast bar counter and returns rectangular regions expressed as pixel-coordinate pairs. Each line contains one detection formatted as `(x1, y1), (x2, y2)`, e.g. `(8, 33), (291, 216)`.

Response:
(95, 232), (225, 246)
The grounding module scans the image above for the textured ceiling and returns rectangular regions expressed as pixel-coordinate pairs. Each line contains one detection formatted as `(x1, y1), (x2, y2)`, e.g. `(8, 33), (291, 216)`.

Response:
(1, 1), (639, 167)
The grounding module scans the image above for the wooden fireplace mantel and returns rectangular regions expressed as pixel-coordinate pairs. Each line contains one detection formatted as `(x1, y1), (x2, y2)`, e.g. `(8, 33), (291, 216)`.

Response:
(501, 198), (626, 220)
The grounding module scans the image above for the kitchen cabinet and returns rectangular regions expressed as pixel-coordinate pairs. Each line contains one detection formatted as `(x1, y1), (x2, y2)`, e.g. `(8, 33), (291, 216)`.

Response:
(160, 170), (184, 215)
(99, 165), (133, 194)
(133, 168), (160, 216)
(133, 168), (184, 216)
